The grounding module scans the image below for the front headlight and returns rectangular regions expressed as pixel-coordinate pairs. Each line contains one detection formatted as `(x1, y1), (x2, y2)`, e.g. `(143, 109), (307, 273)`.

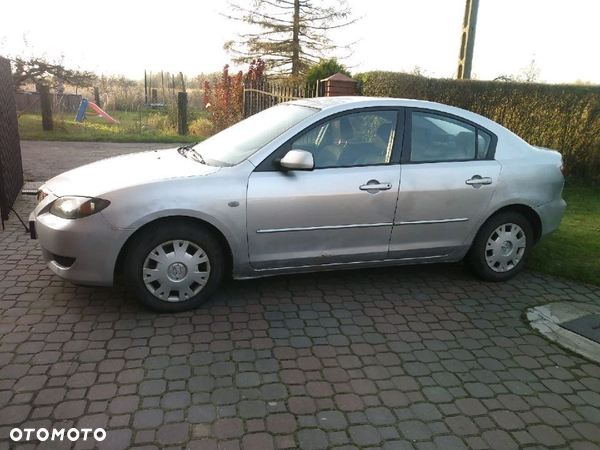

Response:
(49, 196), (111, 219)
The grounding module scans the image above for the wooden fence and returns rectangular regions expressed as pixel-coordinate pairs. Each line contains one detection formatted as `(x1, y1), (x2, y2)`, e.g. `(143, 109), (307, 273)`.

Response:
(243, 81), (323, 118)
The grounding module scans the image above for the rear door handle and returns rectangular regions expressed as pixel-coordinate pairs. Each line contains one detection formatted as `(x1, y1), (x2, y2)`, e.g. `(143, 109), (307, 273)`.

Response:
(360, 181), (392, 191)
(466, 176), (493, 186)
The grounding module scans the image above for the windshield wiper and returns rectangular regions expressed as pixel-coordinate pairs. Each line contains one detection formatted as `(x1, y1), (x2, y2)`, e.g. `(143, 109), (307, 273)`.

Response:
(177, 143), (206, 164)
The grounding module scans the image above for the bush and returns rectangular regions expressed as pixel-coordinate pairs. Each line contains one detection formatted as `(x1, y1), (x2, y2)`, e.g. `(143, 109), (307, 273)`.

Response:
(146, 112), (174, 133)
(189, 117), (215, 138)
(356, 71), (600, 184)
(305, 58), (351, 87)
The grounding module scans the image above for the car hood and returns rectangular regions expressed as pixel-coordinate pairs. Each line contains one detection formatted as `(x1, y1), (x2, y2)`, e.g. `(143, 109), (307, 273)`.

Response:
(43, 148), (221, 197)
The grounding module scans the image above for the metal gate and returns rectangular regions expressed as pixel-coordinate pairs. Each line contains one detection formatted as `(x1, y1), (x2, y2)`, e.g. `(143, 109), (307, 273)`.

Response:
(0, 56), (24, 226)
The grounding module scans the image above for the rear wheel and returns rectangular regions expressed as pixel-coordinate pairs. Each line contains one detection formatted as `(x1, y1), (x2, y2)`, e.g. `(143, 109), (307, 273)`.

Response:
(468, 211), (533, 282)
(124, 222), (224, 312)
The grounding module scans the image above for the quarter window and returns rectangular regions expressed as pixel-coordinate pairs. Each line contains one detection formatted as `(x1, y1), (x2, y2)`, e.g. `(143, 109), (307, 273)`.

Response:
(477, 129), (492, 159)
(290, 111), (398, 169)
(410, 111), (481, 162)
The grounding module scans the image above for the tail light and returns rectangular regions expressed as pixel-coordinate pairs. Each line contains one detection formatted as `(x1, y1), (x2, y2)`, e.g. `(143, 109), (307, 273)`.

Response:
(559, 164), (566, 177)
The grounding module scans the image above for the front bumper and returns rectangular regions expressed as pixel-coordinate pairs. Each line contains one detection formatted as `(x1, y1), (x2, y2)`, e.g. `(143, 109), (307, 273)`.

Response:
(29, 195), (132, 286)
(535, 197), (567, 241)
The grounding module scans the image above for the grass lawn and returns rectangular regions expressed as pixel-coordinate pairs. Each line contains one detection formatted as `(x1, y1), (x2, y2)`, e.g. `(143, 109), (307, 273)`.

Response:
(529, 181), (600, 287)
(18, 110), (200, 144)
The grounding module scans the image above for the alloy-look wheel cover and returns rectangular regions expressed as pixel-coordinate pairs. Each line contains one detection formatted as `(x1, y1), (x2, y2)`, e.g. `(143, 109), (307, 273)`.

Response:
(485, 223), (527, 273)
(142, 240), (211, 302)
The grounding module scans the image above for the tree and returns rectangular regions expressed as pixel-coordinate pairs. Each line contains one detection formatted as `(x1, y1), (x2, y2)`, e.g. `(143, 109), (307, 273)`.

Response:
(410, 65), (428, 77)
(494, 57), (542, 84)
(304, 58), (350, 86)
(223, 0), (357, 79)
(517, 57), (542, 83)
(11, 56), (95, 91)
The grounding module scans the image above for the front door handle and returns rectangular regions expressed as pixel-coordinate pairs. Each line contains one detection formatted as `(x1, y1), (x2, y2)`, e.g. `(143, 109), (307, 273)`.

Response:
(466, 176), (493, 186)
(360, 180), (392, 192)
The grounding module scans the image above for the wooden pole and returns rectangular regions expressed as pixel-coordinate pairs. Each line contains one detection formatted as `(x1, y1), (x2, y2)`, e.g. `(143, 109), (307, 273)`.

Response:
(94, 87), (100, 107)
(179, 72), (186, 93)
(177, 92), (188, 135)
(37, 84), (53, 131)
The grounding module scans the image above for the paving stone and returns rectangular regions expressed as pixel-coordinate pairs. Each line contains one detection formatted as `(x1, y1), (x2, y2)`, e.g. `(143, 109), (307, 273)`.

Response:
(188, 405), (217, 424)
(297, 429), (328, 450)
(53, 400), (86, 419)
(317, 410), (348, 430)
(242, 433), (275, 450)
(239, 400), (267, 419)
(161, 391), (191, 409)
(348, 425), (382, 446)
(446, 415), (479, 436)
(398, 421), (433, 440)
(133, 409), (164, 429)
(482, 429), (519, 450)
(212, 418), (244, 440)
(211, 388), (240, 405)
(365, 407), (396, 425)
(267, 413), (297, 433)
(156, 423), (189, 445)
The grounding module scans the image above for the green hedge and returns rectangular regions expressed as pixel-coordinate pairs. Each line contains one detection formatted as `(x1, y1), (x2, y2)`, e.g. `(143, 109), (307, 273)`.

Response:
(356, 71), (600, 184)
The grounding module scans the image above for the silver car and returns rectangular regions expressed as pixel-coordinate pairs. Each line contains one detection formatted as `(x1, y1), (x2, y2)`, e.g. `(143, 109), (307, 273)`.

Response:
(29, 97), (566, 311)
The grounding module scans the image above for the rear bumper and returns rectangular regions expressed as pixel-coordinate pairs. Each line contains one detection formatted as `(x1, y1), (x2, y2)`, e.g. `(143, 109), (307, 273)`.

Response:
(535, 197), (567, 240)
(29, 207), (132, 286)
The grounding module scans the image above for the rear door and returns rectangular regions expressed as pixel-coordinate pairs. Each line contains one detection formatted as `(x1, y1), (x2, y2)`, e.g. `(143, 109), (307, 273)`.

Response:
(389, 109), (501, 259)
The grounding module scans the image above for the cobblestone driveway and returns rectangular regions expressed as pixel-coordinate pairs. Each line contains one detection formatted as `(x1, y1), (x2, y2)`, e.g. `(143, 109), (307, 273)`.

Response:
(1, 194), (599, 450)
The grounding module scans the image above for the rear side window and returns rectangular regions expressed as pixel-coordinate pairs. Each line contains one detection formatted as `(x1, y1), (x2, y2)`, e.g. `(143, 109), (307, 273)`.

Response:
(410, 111), (492, 162)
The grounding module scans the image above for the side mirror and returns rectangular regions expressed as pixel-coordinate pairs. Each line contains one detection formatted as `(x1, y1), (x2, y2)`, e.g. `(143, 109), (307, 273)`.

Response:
(279, 149), (315, 171)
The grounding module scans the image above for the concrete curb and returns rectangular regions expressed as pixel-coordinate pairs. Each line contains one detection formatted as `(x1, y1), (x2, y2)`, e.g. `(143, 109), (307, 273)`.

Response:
(527, 301), (600, 364)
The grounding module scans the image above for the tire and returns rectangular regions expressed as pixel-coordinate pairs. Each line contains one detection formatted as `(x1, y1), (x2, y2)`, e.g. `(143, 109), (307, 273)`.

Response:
(124, 222), (224, 312)
(468, 211), (534, 282)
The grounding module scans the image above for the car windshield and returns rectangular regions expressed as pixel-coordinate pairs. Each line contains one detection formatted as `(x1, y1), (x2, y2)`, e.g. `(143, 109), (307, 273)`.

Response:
(192, 104), (318, 166)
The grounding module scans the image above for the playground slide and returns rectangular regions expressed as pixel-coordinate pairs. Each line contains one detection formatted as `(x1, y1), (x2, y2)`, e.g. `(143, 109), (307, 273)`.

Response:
(88, 101), (119, 124)
(75, 98), (119, 124)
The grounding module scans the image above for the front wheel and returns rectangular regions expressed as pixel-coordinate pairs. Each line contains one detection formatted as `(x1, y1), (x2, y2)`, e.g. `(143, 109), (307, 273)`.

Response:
(468, 211), (534, 282)
(124, 222), (224, 312)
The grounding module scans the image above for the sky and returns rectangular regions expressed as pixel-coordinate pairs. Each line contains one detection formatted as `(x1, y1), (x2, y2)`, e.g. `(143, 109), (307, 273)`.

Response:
(1, 0), (599, 84)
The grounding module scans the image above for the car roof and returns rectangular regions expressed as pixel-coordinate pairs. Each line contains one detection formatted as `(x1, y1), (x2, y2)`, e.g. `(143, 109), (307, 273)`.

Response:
(290, 96), (507, 136)
(291, 96), (448, 111)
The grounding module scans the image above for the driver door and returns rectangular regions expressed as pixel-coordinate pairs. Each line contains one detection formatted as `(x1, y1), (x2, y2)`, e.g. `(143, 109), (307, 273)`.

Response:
(246, 109), (404, 270)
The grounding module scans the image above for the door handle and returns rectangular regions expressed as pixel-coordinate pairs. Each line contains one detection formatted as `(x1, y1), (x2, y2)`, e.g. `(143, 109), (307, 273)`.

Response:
(360, 181), (392, 191)
(465, 176), (493, 186)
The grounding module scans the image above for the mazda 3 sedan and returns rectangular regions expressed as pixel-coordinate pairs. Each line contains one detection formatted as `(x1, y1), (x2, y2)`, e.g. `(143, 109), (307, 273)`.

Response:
(30, 97), (566, 311)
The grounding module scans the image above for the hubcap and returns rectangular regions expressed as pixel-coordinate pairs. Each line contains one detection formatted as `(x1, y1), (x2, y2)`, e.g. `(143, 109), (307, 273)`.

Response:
(142, 240), (210, 303)
(167, 262), (187, 281)
(485, 223), (526, 273)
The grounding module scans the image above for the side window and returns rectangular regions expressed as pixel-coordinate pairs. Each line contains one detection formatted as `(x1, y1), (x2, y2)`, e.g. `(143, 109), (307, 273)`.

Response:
(410, 112), (477, 162)
(290, 111), (398, 169)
